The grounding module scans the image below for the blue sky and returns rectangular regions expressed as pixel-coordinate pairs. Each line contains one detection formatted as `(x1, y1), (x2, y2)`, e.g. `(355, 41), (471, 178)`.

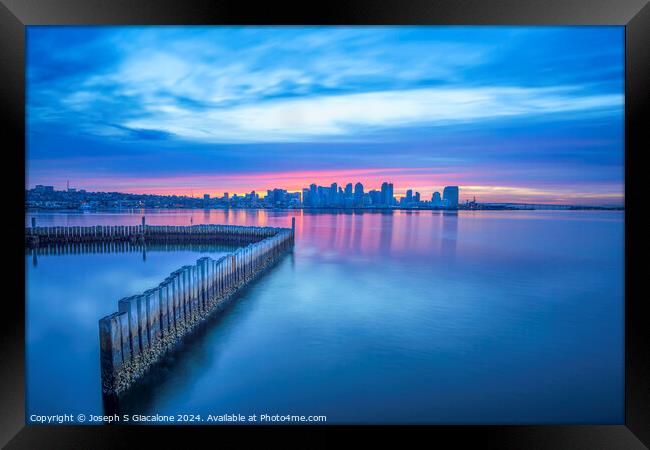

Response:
(26, 26), (624, 204)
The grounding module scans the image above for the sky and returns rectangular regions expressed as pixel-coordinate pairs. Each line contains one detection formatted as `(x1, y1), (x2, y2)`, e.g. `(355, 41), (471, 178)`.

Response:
(26, 26), (625, 205)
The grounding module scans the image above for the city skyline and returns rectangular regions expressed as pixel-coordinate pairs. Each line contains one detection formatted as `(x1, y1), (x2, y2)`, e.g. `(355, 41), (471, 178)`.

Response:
(28, 180), (622, 211)
(28, 179), (456, 202)
(27, 26), (624, 206)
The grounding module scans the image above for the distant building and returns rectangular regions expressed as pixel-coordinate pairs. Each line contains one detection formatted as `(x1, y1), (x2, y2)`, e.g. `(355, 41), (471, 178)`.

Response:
(369, 190), (381, 205)
(354, 182), (364, 207)
(431, 191), (442, 206)
(203, 194), (210, 200)
(266, 188), (287, 206)
(302, 188), (311, 206)
(330, 183), (337, 205)
(443, 186), (459, 209)
(310, 184), (318, 205)
(380, 182), (389, 205)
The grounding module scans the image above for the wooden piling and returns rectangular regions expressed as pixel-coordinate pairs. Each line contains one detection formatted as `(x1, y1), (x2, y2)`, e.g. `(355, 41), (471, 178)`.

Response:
(90, 223), (294, 396)
(99, 312), (125, 393)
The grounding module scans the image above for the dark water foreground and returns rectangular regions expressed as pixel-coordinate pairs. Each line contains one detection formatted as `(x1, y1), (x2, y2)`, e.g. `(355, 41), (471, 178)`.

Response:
(26, 209), (624, 424)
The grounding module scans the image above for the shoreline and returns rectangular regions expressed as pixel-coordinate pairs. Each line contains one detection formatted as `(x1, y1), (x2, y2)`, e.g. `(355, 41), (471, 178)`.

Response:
(24, 205), (625, 213)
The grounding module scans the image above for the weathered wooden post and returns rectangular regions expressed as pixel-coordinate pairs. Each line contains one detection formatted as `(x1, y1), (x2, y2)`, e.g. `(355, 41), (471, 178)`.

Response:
(216, 259), (223, 299)
(191, 265), (199, 317)
(118, 311), (131, 364)
(159, 282), (169, 337)
(99, 312), (126, 393)
(165, 280), (175, 333)
(181, 267), (191, 322)
(172, 271), (184, 328)
(118, 296), (141, 360)
(135, 294), (149, 353)
(200, 258), (208, 310)
(144, 288), (161, 345)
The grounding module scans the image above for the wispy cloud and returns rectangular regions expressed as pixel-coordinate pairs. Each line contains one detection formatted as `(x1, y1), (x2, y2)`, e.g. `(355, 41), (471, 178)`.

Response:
(28, 27), (623, 143)
(121, 86), (621, 142)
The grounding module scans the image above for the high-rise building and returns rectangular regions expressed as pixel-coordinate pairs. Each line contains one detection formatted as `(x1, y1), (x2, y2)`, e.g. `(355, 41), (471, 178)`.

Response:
(203, 194), (210, 200)
(380, 182), (389, 205)
(431, 191), (441, 206)
(267, 188), (287, 205)
(345, 183), (353, 197)
(406, 189), (413, 203)
(443, 186), (459, 209)
(354, 182), (364, 206)
(330, 183), (338, 206)
(369, 190), (381, 205)
(414, 192), (420, 203)
(310, 183), (318, 205)
(388, 183), (394, 205)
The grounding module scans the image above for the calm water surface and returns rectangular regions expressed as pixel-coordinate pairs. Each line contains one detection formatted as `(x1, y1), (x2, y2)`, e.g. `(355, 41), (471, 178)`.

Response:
(26, 209), (624, 423)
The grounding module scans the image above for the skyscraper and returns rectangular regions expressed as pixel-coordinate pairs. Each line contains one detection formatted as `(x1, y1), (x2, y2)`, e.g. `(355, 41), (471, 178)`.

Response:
(330, 182), (338, 206)
(354, 182), (364, 207)
(381, 182), (389, 205)
(406, 189), (413, 203)
(310, 183), (318, 206)
(345, 183), (353, 197)
(369, 190), (381, 205)
(431, 191), (441, 206)
(443, 186), (459, 209)
(388, 183), (394, 206)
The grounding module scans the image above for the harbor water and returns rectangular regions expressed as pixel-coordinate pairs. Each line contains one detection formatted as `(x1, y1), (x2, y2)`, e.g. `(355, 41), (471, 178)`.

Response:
(25, 209), (624, 424)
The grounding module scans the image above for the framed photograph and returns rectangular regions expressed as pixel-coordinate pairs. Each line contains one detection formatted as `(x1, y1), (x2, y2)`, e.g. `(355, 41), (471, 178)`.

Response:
(2, 0), (648, 447)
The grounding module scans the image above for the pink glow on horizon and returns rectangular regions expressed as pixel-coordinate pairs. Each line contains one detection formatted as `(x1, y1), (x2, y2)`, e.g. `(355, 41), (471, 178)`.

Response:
(27, 167), (624, 206)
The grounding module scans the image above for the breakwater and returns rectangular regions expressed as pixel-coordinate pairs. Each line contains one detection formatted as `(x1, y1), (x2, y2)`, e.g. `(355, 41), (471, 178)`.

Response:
(25, 219), (296, 398)
(25, 220), (279, 247)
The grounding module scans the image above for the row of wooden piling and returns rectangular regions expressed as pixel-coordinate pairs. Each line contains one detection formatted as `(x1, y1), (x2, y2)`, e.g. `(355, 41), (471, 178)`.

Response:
(25, 223), (282, 246)
(98, 222), (295, 396)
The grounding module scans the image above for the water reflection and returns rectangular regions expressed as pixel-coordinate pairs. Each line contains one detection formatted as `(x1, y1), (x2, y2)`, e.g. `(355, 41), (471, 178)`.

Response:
(26, 209), (624, 423)
(26, 239), (240, 417)
(108, 255), (290, 416)
(26, 241), (242, 266)
(26, 209), (458, 258)
(440, 211), (458, 261)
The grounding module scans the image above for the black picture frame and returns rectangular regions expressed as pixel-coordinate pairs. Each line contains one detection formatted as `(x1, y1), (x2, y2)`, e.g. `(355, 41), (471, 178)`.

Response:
(2, 1), (648, 448)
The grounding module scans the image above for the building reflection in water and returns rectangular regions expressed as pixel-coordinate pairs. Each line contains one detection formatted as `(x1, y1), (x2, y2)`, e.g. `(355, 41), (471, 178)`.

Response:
(440, 211), (459, 261)
(26, 209), (462, 259)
